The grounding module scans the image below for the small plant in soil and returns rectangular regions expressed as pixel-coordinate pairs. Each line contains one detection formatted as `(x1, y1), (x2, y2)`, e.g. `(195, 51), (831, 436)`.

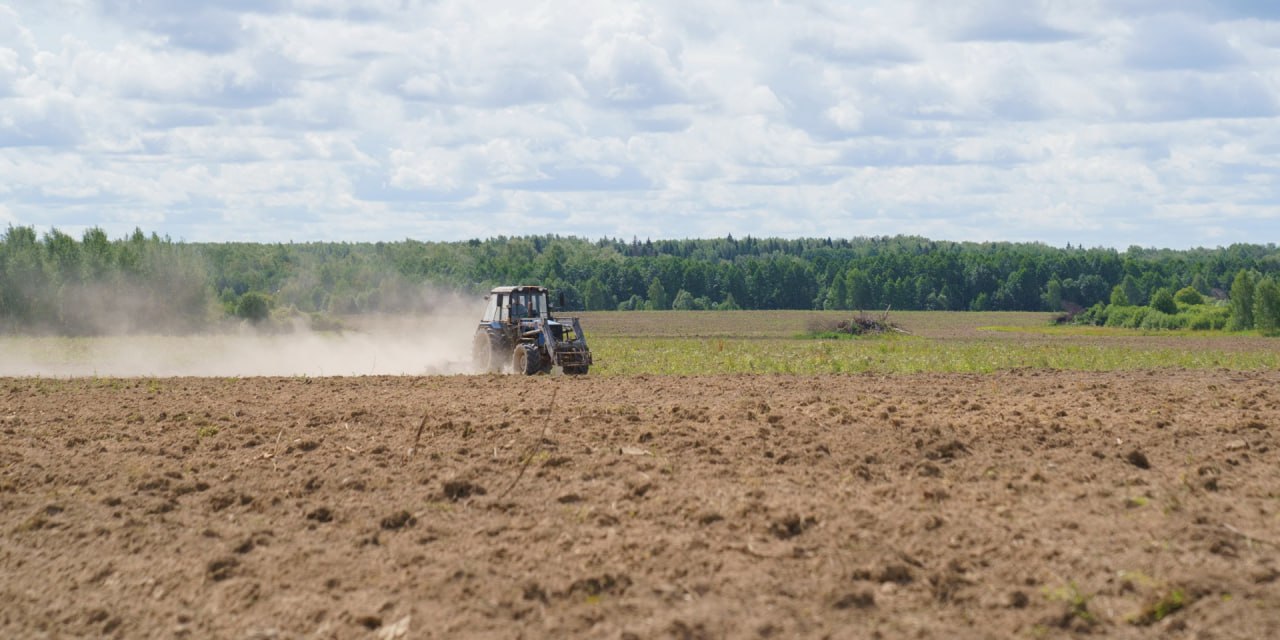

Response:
(1132, 588), (1190, 625)
(1045, 582), (1098, 629)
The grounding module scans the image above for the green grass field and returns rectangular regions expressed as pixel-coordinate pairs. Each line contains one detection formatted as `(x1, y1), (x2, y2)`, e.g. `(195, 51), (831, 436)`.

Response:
(578, 310), (1280, 375)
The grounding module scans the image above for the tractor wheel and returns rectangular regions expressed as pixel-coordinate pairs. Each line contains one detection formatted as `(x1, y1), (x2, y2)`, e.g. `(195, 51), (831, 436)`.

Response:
(513, 344), (541, 376)
(563, 365), (589, 375)
(472, 333), (504, 373)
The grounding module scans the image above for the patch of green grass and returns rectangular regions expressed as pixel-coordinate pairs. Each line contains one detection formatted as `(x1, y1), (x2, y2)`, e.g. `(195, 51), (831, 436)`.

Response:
(793, 331), (864, 340)
(588, 335), (1280, 376)
(91, 376), (126, 389)
(1132, 588), (1189, 625)
(981, 324), (1239, 338)
(1045, 582), (1097, 626)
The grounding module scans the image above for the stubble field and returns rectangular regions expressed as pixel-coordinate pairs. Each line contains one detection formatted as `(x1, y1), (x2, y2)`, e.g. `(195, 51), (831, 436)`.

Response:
(2, 311), (1279, 638)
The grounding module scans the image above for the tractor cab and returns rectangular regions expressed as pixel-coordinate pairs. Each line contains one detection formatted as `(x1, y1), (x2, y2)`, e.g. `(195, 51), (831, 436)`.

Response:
(482, 286), (549, 324)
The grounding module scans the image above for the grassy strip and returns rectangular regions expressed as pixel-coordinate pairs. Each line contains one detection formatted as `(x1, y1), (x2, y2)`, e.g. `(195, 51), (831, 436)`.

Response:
(978, 325), (1259, 338)
(590, 335), (1280, 375)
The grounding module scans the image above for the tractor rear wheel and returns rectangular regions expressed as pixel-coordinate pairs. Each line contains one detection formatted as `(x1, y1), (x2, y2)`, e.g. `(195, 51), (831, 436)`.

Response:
(513, 344), (541, 376)
(472, 333), (504, 373)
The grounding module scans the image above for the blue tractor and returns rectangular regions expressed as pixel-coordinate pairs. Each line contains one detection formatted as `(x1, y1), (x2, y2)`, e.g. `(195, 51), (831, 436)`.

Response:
(472, 285), (592, 375)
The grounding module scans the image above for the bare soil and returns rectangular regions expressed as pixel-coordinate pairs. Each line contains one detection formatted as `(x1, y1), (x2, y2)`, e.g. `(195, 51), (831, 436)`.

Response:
(2, 371), (1278, 639)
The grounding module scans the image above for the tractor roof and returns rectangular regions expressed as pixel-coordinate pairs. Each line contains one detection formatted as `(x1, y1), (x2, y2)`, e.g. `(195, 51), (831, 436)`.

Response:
(488, 285), (548, 294)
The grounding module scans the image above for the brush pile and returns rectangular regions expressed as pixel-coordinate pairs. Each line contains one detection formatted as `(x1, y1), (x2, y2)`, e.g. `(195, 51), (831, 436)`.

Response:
(807, 308), (909, 336)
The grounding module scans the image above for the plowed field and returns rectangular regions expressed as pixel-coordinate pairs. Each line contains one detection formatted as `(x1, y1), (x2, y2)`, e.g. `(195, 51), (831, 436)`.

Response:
(3, 371), (1278, 638)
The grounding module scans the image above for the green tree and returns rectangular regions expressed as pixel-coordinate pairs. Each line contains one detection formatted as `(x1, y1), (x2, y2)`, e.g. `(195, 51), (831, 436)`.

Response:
(44, 228), (82, 286)
(716, 293), (741, 310)
(1121, 274), (1144, 306)
(81, 227), (113, 280)
(1042, 278), (1064, 311)
(1173, 286), (1203, 306)
(999, 267), (1038, 310)
(618, 294), (645, 311)
(1191, 273), (1210, 295)
(671, 289), (696, 310)
(1109, 284), (1130, 307)
(1149, 288), (1178, 315)
(1076, 274), (1110, 307)
(1228, 270), (1256, 330)
(1254, 277), (1280, 336)
(236, 292), (272, 323)
(581, 277), (611, 311)
(823, 272), (848, 310)
(846, 268), (874, 310)
(645, 278), (669, 310)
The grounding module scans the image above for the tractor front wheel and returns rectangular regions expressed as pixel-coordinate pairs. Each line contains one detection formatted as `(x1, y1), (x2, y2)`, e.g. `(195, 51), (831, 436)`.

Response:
(513, 344), (541, 376)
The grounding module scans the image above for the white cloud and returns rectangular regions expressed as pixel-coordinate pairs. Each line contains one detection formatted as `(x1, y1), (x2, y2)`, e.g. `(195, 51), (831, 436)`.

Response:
(0, 0), (1277, 248)
(0, 93), (82, 146)
(942, 0), (1080, 42)
(1124, 15), (1243, 70)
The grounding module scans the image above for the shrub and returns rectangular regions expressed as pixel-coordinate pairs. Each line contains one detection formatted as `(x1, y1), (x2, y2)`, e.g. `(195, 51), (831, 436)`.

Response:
(1150, 288), (1178, 315)
(1188, 306), (1230, 331)
(671, 289), (696, 311)
(1075, 302), (1107, 326)
(1139, 309), (1187, 331)
(235, 292), (271, 323)
(1174, 286), (1204, 306)
(617, 294), (645, 311)
(309, 312), (345, 332)
(1104, 305), (1145, 328)
(716, 293), (741, 311)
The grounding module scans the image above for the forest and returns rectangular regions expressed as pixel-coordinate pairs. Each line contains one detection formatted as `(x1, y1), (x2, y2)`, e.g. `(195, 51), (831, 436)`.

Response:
(2, 225), (1279, 334)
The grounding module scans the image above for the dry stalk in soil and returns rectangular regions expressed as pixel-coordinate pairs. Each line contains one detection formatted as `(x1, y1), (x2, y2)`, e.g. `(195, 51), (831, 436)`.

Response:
(408, 413), (429, 457)
(495, 386), (558, 500)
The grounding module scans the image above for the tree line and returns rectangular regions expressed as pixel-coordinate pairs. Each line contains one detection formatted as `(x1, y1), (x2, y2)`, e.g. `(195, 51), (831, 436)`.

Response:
(2, 225), (1278, 334)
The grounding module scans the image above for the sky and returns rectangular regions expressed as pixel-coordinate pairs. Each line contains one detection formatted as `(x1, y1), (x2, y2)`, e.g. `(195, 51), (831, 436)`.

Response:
(1, 1), (1278, 249)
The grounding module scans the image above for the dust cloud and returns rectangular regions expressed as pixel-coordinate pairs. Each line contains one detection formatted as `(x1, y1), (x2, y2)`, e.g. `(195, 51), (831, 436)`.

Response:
(0, 299), (483, 378)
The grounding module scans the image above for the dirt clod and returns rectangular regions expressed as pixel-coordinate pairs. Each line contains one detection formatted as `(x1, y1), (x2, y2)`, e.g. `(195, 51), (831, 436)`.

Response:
(442, 480), (485, 501)
(207, 557), (239, 581)
(832, 591), (875, 609)
(769, 514), (817, 539)
(1125, 449), (1151, 469)
(380, 510), (416, 530)
(306, 507), (333, 523)
(926, 439), (968, 460)
(567, 574), (631, 598)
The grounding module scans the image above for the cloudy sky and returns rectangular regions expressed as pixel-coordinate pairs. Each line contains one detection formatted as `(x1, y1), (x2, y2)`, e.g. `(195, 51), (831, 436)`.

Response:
(1, 1), (1278, 248)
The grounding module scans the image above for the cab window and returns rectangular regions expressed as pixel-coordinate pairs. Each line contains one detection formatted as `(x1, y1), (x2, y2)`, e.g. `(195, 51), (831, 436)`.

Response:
(482, 294), (500, 322)
(510, 294), (531, 319)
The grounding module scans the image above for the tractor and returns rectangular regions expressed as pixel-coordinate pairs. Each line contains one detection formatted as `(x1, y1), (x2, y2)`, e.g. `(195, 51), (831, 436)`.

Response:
(472, 285), (592, 375)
